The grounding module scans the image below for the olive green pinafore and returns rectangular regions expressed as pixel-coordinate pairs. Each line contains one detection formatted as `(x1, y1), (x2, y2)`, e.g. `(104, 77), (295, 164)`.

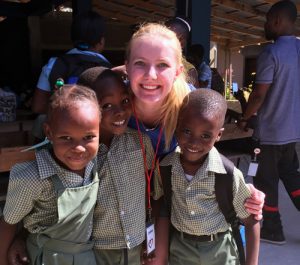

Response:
(26, 171), (99, 265)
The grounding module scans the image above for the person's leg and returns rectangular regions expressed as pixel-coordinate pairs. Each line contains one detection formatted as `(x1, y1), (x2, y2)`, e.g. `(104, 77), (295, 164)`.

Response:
(94, 245), (142, 265)
(125, 244), (142, 265)
(253, 145), (285, 244)
(94, 249), (122, 265)
(200, 232), (240, 265)
(169, 232), (200, 265)
(279, 143), (300, 210)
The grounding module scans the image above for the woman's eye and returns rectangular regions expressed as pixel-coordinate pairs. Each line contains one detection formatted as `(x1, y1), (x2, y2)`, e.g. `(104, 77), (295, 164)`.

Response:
(157, 62), (169, 68)
(102, 103), (112, 110)
(134, 61), (145, 66)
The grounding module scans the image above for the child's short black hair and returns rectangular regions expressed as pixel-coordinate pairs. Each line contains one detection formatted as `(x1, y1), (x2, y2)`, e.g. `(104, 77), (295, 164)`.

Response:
(47, 84), (100, 121)
(268, 0), (297, 22)
(78, 66), (126, 95)
(71, 11), (106, 49)
(179, 88), (227, 127)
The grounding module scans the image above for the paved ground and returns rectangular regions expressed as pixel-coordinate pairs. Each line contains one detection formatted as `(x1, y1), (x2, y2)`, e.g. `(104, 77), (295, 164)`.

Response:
(258, 181), (300, 264)
(258, 143), (300, 265)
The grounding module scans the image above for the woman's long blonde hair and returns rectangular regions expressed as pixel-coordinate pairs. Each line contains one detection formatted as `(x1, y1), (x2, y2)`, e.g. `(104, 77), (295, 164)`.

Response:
(126, 23), (189, 149)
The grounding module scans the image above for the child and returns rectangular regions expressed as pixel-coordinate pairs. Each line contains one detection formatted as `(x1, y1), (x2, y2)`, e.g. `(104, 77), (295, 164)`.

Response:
(160, 89), (260, 265)
(0, 85), (101, 265)
(78, 66), (162, 265)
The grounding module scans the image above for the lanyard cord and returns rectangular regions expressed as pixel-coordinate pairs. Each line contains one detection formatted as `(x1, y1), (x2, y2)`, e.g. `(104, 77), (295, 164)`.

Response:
(132, 105), (163, 216)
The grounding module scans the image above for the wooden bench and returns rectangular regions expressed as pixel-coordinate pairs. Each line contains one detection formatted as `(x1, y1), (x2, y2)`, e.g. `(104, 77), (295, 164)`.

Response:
(0, 119), (36, 202)
(0, 120), (36, 172)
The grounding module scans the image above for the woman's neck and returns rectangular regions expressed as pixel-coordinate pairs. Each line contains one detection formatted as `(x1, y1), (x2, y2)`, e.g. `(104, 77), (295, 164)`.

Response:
(134, 99), (162, 127)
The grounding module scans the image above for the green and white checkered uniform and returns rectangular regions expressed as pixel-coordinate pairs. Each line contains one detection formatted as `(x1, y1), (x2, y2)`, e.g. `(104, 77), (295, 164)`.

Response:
(3, 148), (95, 242)
(160, 146), (251, 236)
(93, 128), (162, 250)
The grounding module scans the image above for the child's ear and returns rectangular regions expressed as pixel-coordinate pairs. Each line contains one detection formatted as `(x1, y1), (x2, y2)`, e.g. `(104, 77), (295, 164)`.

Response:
(215, 127), (224, 142)
(43, 123), (52, 141)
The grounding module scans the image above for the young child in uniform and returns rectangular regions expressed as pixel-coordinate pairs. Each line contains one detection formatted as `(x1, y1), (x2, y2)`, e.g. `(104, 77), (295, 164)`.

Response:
(160, 89), (260, 265)
(78, 66), (162, 265)
(0, 85), (101, 265)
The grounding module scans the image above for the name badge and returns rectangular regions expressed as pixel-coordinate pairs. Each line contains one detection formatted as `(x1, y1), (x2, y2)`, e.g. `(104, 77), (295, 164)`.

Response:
(146, 223), (155, 255)
(247, 162), (258, 177)
(247, 148), (260, 177)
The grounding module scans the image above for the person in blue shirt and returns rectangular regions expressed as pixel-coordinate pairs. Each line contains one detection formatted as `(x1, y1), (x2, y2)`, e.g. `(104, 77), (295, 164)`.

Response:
(31, 10), (111, 115)
(239, 0), (300, 245)
(187, 44), (212, 89)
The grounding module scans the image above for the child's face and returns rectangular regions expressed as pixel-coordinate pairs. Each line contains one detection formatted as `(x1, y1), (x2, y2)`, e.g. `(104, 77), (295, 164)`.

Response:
(176, 106), (223, 166)
(96, 77), (131, 139)
(44, 101), (100, 175)
(126, 35), (182, 105)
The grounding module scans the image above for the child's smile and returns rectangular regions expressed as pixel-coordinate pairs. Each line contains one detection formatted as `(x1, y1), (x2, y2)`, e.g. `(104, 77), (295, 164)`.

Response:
(176, 107), (223, 172)
(44, 100), (100, 176)
(96, 77), (132, 146)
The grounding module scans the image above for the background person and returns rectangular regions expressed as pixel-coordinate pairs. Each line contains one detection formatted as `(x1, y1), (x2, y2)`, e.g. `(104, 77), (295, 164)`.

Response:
(32, 10), (111, 115)
(238, 0), (300, 245)
(187, 44), (212, 88)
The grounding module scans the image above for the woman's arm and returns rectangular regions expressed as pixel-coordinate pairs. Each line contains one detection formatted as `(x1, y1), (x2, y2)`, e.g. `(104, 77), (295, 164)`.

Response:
(245, 184), (265, 221)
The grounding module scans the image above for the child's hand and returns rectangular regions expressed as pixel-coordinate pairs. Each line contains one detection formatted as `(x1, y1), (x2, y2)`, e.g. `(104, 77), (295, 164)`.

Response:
(245, 183), (265, 221)
(8, 237), (29, 265)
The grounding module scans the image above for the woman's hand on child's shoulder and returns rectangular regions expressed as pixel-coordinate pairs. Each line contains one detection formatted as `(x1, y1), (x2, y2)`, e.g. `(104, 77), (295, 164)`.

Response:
(244, 183), (265, 221)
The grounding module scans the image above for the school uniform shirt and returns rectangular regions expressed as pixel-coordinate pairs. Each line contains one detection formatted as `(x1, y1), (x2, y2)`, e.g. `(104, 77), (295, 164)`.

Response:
(3, 148), (95, 242)
(92, 128), (163, 250)
(160, 146), (251, 236)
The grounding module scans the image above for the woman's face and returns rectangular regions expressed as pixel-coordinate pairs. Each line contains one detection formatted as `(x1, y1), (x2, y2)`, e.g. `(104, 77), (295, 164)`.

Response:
(126, 35), (182, 105)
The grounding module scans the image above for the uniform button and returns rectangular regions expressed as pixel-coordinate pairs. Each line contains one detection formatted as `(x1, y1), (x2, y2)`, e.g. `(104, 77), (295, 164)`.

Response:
(191, 211), (195, 215)
(187, 187), (191, 191)
(126, 241), (131, 248)
(120, 210), (125, 215)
